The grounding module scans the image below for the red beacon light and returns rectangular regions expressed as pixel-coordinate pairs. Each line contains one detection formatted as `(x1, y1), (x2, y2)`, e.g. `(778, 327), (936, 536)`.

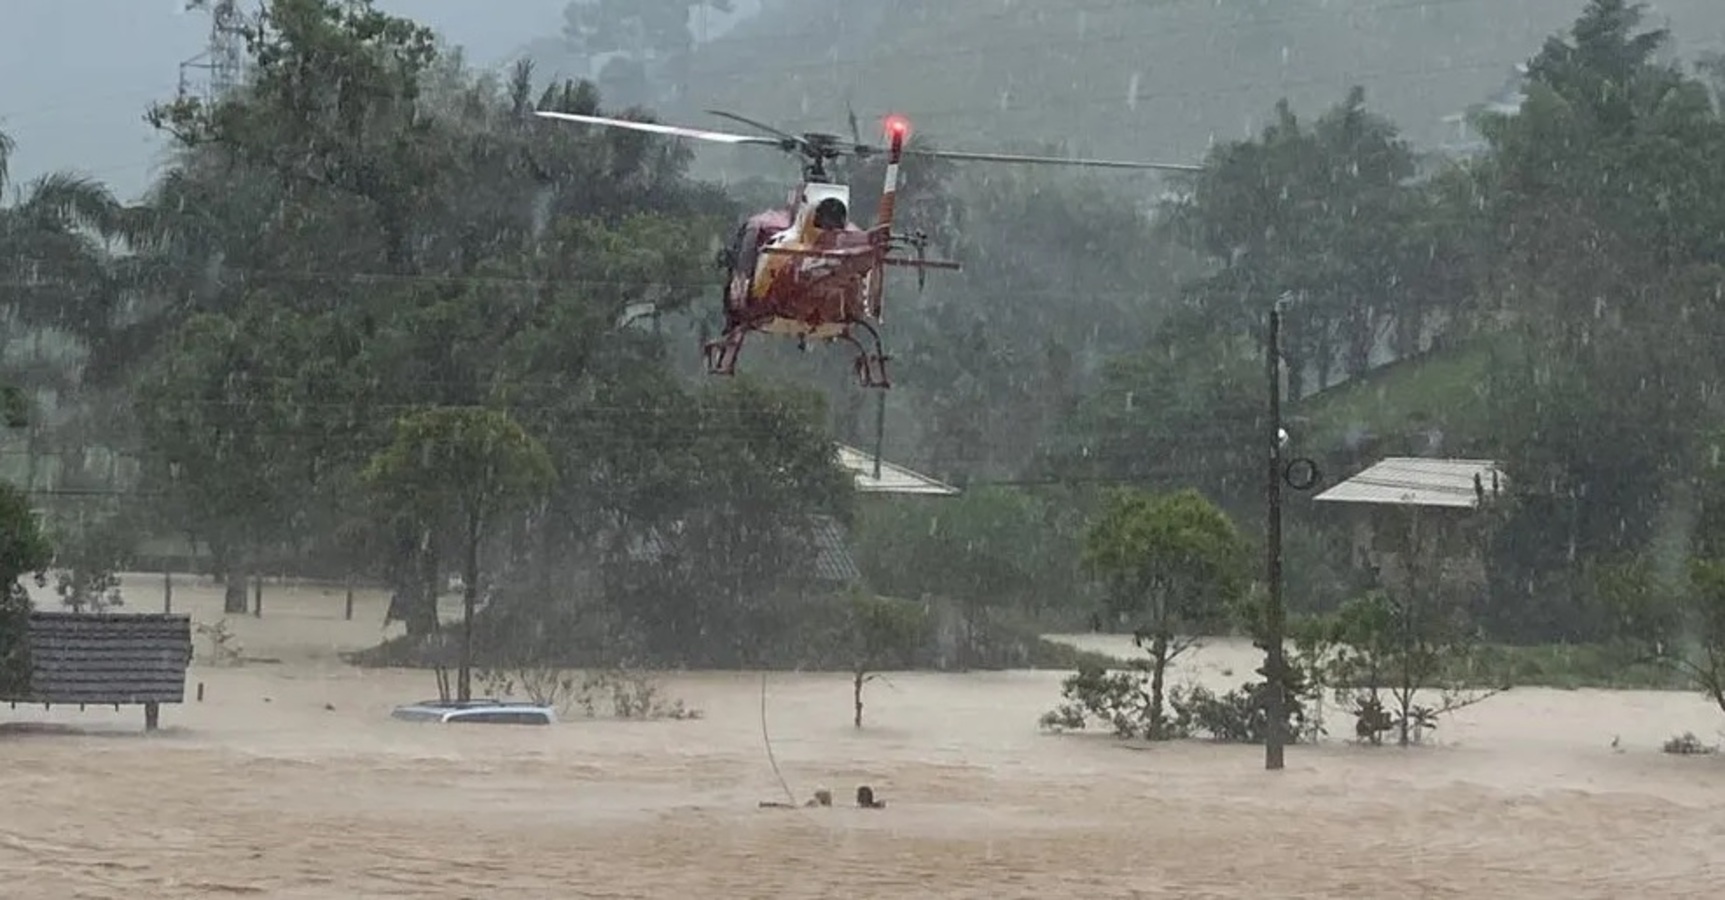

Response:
(884, 115), (911, 140)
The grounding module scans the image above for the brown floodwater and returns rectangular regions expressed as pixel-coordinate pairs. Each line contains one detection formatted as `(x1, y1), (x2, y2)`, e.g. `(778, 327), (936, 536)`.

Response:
(2, 575), (1722, 898)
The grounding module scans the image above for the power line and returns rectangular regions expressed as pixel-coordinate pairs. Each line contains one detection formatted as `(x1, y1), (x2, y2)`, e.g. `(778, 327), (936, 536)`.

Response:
(9, 460), (1281, 502)
(0, 423), (1271, 462)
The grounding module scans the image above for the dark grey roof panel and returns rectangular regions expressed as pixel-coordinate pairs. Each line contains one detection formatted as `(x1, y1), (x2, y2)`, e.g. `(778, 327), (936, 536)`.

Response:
(624, 513), (862, 585)
(5, 612), (194, 705)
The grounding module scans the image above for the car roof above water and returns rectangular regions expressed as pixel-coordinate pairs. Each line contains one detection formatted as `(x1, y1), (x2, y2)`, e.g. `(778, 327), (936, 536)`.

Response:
(390, 699), (556, 725)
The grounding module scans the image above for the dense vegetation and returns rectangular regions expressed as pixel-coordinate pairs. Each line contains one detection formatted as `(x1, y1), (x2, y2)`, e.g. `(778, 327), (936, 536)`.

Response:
(3, 1), (1725, 732)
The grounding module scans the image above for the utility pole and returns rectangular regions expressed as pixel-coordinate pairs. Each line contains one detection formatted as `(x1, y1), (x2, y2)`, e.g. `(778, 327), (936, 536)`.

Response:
(1263, 293), (1289, 771)
(872, 390), (886, 481)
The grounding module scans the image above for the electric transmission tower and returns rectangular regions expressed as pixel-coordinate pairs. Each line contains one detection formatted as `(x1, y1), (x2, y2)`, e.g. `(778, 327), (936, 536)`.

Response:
(176, 0), (248, 102)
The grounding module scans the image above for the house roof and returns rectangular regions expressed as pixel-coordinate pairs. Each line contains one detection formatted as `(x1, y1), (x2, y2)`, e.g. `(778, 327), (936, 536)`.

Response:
(8, 612), (193, 705)
(625, 512), (862, 584)
(1314, 457), (1506, 509)
(804, 513), (863, 583)
(835, 444), (960, 496)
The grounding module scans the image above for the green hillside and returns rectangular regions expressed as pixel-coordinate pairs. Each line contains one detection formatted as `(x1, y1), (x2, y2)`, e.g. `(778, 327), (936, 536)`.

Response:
(1296, 338), (1500, 454)
(674, 0), (1725, 174)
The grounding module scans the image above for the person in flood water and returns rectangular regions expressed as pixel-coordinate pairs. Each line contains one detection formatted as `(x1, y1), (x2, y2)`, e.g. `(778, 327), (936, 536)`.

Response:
(855, 785), (885, 809)
(759, 788), (833, 809)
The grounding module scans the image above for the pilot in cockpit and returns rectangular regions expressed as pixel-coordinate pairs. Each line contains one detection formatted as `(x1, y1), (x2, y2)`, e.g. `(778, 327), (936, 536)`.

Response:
(812, 197), (848, 231)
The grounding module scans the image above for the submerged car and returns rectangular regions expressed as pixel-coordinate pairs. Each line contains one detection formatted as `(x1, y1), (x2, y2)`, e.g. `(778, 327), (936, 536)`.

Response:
(389, 698), (556, 726)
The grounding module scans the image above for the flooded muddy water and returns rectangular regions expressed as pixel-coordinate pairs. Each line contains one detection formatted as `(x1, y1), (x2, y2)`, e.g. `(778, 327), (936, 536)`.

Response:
(2, 575), (1723, 897)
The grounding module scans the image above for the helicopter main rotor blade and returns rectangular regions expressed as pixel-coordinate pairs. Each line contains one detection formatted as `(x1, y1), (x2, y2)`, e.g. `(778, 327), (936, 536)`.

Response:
(703, 109), (808, 147)
(901, 146), (1202, 172)
(534, 110), (784, 148)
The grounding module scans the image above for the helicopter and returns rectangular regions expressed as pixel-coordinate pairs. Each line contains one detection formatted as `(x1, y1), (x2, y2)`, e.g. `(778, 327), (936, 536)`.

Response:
(534, 107), (1202, 388)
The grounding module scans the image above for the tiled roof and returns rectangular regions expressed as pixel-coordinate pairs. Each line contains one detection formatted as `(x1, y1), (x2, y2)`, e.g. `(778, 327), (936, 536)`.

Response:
(805, 513), (862, 583)
(625, 513), (861, 585)
(5, 612), (193, 705)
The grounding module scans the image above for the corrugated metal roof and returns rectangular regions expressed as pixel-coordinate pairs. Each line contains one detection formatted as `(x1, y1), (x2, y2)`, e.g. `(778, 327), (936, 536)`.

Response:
(1314, 457), (1506, 509)
(7, 612), (193, 705)
(835, 444), (960, 496)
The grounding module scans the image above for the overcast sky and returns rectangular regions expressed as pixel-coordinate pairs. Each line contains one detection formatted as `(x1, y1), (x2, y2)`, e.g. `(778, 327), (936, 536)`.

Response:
(0, 0), (758, 202)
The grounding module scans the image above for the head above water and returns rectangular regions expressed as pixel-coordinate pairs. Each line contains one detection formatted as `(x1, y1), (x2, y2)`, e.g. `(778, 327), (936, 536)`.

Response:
(855, 785), (884, 808)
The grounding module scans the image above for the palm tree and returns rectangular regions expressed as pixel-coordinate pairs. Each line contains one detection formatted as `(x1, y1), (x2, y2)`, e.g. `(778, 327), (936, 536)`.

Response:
(0, 125), (128, 495)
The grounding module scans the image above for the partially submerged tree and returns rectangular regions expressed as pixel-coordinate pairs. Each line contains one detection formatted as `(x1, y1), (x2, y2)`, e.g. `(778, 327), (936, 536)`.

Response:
(1298, 497), (1505, 746)
(1078, 487), (1247, 738)
(363, 406), (556, 702)
(50, 509), (135, 613)
(133, 306), (318, 613)
(846, 592), (928, 728)
(1665, 559), (1725, 715)
(1614, 452), (1725, 717)
(0, 480), (53, 695)
(1312, 590), (1500, 746)
(852, 485), (1084, 664)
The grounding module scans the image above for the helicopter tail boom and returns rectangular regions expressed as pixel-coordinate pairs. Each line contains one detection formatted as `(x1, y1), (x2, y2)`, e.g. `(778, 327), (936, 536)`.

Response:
(875, 117), (908, 234)
(867, 117), (911, 323)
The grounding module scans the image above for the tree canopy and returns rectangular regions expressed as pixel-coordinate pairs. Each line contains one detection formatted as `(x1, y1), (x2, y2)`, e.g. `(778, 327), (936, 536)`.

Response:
(13, 0), (1725, 686)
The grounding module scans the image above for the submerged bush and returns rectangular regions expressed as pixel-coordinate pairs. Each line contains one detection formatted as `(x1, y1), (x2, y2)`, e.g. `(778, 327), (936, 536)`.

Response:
(1038, 661), (1311, 744)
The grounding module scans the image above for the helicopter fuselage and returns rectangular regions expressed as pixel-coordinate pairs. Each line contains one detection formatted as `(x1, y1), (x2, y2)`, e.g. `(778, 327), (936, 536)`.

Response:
(722, 181), (881, 341)
(533, 104), (1197, 389)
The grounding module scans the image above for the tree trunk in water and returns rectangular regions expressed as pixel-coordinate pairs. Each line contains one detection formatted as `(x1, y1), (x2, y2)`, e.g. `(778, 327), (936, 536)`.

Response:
(405, 534), (440, 638)
(853, 670), (865, 728)
(457, 511), (482, 703)
(210, 540), (235, 608)
(223, 561), (248, 614)
(1399, 509), (1422, 748)
(1149, 632), (1169, 738)
(959, 598), (976, 672)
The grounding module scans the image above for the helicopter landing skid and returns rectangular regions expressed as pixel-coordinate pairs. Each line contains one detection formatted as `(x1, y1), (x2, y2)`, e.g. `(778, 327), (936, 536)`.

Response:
(843, 322), (891, 390)
(702, 329), (747, 377)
